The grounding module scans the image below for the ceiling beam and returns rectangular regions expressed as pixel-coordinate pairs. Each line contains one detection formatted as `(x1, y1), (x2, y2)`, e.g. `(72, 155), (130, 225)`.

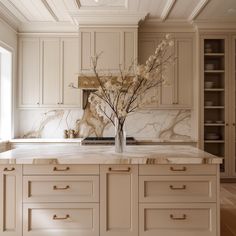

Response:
(188, 0), (210, 21)
(160, 0), (177, 22)
(41, 0), (59, 22)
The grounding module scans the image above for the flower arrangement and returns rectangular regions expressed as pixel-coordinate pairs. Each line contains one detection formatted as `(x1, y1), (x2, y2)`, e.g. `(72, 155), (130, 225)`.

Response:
(88, 34), (174, 152)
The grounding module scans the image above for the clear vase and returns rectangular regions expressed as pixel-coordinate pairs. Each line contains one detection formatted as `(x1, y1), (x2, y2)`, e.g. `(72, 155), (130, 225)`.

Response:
(115, 117), (126, 153)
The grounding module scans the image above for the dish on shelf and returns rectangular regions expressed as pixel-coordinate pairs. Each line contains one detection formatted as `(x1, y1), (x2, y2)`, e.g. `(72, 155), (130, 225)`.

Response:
(205, 101), (214, 106)
(204, 81), (214, 88)
(205, 133), (220, 140)
(216, 120), (224, 124)
(205, 64), (214, 70)
(205, 120), (213, 124)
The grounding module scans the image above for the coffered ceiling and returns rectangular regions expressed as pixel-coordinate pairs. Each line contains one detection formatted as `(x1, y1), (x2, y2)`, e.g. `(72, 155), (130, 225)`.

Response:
(0, 0), (236, 32)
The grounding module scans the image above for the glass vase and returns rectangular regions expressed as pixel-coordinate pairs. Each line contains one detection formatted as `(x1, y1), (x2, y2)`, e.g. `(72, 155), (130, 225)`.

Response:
(115, 117), (126, 153)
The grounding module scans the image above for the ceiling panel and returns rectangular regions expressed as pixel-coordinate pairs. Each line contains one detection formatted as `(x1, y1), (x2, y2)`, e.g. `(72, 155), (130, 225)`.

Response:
(79, 0), (127, 9)
(197, 0), (236, 20)
(168, 0), (199, 19)
(8, 0), (55, 22)
(138, 0), (166, 18)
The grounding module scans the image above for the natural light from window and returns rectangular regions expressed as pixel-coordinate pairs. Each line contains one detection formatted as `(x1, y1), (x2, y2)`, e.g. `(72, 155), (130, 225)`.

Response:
(0, 46), (12, 140)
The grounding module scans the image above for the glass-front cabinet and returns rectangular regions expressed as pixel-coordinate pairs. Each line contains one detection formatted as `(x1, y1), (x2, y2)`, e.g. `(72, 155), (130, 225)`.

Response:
(201, 34), (236, 178)
(201, 36), (229, 176)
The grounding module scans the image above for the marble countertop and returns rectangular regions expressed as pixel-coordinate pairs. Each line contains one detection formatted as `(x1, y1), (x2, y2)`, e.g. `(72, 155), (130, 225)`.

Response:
(0, 145), (222, 165)
(10, 138), (197, 143)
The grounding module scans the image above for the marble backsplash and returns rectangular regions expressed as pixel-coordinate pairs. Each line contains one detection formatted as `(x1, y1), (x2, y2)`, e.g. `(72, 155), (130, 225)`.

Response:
(17, 107), (193, 141)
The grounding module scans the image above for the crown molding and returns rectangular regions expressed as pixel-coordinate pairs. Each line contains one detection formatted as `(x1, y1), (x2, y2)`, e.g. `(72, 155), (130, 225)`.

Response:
(139, 19), (195, 33)
(72, 11), (147, 26)
(18, 22), (79, 33)
(194, 20), (236, 30)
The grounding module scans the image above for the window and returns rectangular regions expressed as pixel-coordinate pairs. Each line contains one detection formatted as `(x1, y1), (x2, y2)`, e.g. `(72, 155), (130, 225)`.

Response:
(0, 46), (12, 140)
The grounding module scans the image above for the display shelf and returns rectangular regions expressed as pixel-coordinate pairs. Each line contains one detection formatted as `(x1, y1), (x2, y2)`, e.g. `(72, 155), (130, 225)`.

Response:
(204, 89), (224, 91)
(204, 70), (225, 73)
(204, 53), (225, 56)
(204, 140), (225, 143)
(204, 106), (224, 109)
(204, 123), (225, 126)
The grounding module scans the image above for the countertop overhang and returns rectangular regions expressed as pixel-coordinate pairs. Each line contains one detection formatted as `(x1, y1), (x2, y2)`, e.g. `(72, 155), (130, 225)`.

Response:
(0, 145), (222, 165)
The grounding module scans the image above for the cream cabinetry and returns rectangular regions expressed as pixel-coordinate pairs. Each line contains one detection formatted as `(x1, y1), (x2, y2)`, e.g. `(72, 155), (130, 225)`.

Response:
(138, 33), (193, 109)
(100, 165), (138, 236)
(139, 164), (219, 236)
(79, 28), (137, 73)
(0, 165), (22, 236)
(200, 33), (236, 178)
(23, 164), (99, 236)
(18, 36), (81, 108)
(0, 163), (220, 236)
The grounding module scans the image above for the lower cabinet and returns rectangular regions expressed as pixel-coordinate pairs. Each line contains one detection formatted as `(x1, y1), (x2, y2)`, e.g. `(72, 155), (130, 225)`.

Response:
(23, 203), (99, 236)
(139, 203), (217, 236)
(100, 165), (138, 236)
(0, 164), (219, 236)
(0, 165), (22, 236)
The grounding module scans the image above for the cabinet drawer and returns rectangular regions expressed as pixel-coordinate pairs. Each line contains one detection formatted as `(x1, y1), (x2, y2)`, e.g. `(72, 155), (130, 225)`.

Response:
(139, 176), (216, 203)
(23, 176), (99, 202)
(23, 203), (99, 236)
(139, 203), (216, 236)
(23, 164), (99, 175)
(139, 164), (217, 176)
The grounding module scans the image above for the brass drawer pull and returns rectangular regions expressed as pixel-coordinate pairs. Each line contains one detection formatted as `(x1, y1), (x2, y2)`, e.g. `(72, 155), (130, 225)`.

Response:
(170, 214), (187, 220)
(53, 214), (70, 220)
(3, 167), (15, 172)
(108, 167), (131, 172)
(53, 166), (70, 171)
(53, 185), (70, 190)
(169, 185), (186, 190)
(170, 166), (186, 172)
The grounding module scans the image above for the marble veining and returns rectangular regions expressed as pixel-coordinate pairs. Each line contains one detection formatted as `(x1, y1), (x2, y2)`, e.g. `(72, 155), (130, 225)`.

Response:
(0, 145), (222, 164)
(18, 107), (192, 141)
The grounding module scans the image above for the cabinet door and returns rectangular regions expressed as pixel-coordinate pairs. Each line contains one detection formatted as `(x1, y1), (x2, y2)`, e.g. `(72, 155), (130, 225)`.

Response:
(0, 165), (22, 236)
(19, 38), (40, 107)
(61, 38), (81, 107)
(174, 37), (193, 108)
(41, 38), (60, 106)
(100, 165), (138, 236)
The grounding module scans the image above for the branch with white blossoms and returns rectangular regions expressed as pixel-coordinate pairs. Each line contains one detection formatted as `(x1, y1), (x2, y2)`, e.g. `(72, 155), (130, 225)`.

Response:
(88, 34), (175, 127)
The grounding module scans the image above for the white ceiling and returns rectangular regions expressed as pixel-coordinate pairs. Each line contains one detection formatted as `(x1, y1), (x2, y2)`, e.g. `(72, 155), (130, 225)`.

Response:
(0, 0), (236, 31)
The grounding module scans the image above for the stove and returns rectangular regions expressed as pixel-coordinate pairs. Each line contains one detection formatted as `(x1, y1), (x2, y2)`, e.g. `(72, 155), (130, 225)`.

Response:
(81, 137), (137, 145)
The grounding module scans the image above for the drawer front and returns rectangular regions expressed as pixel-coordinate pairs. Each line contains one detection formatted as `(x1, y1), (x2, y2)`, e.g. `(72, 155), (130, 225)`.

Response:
(139, 176), (216, 203)
(23, 203), (99, 236)
(139, 164), (217, 176)
(139, 203), (216, 236)
(23, 165), (99, 175)
(23, 176), (99, 202)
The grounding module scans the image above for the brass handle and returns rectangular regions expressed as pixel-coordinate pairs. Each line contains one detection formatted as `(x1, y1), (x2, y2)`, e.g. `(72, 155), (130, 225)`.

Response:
(53, 214), (70, 220)
(108, 167), (131, 172)
(225, 123), (229, 126)
(53, 166), (70, 171)
(53, 185), (70, 190)
(233, 123), (236, 126)
(170, 214), (187, 220)
(170, 166), (186, 172)
(3, 167), (15, 172)
(169, 185), (186, 190)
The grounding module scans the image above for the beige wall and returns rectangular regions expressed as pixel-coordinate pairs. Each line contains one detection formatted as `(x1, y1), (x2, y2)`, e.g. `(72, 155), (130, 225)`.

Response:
(0, 18), (18, 139)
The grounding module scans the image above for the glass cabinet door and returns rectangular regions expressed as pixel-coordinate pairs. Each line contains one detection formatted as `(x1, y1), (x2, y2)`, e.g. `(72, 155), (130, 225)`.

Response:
(233, 37), (236, 176)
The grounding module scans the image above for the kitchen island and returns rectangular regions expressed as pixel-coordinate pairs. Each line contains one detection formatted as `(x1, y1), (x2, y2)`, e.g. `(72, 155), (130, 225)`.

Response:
(0, 145), (222, 236)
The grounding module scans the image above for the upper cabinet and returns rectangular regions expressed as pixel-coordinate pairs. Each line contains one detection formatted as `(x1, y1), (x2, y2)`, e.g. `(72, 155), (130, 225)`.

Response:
(138, 33), (194, 109)
(18, 36), (81, 108)
(79, 28), (138, 73)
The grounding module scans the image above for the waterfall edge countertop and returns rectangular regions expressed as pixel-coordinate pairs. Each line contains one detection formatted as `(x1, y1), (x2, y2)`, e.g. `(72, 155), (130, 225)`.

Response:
(0, 145), (222, 165)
